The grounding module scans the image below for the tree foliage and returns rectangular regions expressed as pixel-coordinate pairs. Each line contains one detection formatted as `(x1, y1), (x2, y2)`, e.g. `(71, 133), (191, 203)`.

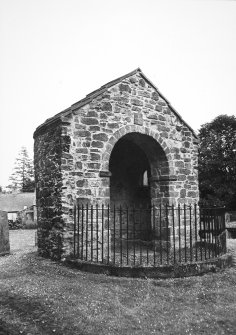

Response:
(8, 147), (35, 192)
(198, 114), (236, 209)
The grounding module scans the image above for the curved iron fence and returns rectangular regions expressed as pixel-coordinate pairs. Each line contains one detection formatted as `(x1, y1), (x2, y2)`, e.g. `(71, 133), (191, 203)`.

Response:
(73, 204), (226, 267)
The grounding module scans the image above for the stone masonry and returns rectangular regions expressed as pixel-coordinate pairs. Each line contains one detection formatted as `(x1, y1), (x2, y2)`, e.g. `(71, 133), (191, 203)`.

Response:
(0, 211), (10, 256)
(34, 68), (199, 260)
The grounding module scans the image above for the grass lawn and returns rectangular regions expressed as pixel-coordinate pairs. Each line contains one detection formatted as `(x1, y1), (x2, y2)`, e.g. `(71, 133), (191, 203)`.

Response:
(0, 231), (236, 334)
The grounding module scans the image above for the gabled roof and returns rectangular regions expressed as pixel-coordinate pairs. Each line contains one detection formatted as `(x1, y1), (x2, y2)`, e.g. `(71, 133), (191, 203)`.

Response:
(34, 68), (197, 138)
(0, 192), (36, 212)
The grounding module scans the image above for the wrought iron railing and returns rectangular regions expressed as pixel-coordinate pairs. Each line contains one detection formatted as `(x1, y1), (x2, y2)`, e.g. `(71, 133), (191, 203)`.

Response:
(73, 204), (226, 267)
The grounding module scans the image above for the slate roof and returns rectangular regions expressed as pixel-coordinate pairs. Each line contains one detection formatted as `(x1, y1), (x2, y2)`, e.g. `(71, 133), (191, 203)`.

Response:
(0, 192), (36, 212)
(34, 68), (197, 138)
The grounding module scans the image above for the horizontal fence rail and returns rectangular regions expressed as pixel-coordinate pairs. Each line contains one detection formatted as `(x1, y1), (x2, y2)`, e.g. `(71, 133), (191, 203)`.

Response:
(73, 204), (226, 267)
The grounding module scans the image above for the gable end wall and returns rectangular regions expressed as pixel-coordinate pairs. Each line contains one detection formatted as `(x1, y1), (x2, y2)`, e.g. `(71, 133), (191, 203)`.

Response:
(34, 72), (199, 259)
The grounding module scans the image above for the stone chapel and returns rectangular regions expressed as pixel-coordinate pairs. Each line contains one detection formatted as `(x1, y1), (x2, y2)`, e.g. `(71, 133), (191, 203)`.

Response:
(34, 68), (199, 259)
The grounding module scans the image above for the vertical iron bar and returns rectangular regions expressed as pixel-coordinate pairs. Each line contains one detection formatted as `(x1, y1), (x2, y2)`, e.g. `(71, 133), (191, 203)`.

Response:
(120, 205), (123, 265)
(206, 209), (210, 259)
(216, 210), (220, 256)
(218, 209), (222, 255)
(189, 205), (192, 262)
(209, 209), (213, 259)
(107, 204), (109, 263)
(126, 207), (129, 265)
(113, 205), (116, 264)
(194, 204), (198, 261)
(91, 205), (93, 262)
(203, 208), (207, 260)
(207, 210), (211, 259)
(133, 207), (136, 266)
(166, 204), (169, 264)
(178, 204), (181, 263)
(140, 206), (142, 265)
(214, 209), (218, 255)
(81, 205), (84, 259)
(184, 204), (187, 262)
(211, 209), (213, 257)
(172, 205), (176, 264)
(86, 204), (88, 261)
(101, 204), (104, 263)
(146, 207), (149, 266)
(223, 209), (226, 254)
(160, 204), (163, 264)
(153, 205), (156, 266)
(215, 210), (218, 256)
(208, 209), (211, 258)
(200, 208), (203, 261)
(77, 205), (80, 258)
(73, 204), (76, 257)
(96, 204), (99, 263)
(220, 209), (223, 254)
(217, 209), (221, 255)
(205, 209), (208, 259)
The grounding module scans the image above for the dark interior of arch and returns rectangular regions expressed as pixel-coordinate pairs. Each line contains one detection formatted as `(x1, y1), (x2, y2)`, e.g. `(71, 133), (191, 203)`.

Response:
(109, 135), (150, 207)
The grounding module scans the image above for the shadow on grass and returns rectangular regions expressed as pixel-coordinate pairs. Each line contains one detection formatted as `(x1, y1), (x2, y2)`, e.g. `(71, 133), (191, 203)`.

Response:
(0, 290), (86, 335)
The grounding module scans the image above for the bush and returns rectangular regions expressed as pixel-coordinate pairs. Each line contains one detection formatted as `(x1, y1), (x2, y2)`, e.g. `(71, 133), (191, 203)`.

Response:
(8, 219), (37, 230)
(23, 221), (38, 229)
(8, 218), (24, 230)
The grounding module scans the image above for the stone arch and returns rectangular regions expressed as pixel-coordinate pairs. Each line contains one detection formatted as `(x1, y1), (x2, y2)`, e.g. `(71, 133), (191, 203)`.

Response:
(101, 125), (172, 207)
(101, 124), (173, 175)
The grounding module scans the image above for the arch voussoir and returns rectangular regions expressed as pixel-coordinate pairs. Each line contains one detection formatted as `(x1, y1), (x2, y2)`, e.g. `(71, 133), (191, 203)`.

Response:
(101, 125), (171, 172)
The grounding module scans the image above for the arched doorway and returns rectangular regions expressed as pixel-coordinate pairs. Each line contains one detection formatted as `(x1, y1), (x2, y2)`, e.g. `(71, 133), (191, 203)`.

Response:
(109, 132), (169, 206)
(109, 135), (151, 208)
(109, 132), (169, 241)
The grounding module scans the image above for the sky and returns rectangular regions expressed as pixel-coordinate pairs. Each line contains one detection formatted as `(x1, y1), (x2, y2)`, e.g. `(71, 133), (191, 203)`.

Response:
(0, 0), (236, 187)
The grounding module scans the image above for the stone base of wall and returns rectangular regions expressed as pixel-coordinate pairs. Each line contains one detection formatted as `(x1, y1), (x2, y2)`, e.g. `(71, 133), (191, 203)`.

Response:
(65, 253), (232, 279)
(0, 211), (10, 256)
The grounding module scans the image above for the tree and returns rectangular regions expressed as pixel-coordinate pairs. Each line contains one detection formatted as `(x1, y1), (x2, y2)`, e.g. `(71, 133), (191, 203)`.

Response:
(198, 114), (236, 209)
(8, 147), (35, 192)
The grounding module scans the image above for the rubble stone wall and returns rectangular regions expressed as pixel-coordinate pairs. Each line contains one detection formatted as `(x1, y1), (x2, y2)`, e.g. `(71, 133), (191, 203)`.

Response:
(34, 122), (64, 258)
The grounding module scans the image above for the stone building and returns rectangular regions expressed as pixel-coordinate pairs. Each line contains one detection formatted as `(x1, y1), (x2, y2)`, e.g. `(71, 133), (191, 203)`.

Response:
(34, 68), (199, 259)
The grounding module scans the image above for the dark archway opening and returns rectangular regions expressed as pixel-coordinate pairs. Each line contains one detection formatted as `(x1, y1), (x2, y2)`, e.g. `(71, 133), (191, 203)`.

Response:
(109, 132), (169, 207)
(109, 136), (151, 209)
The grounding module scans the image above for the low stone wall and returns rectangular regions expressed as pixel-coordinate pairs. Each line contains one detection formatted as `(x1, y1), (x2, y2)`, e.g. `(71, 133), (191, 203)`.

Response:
(66, 253), (232, 279)
(0, 211), (10, 256)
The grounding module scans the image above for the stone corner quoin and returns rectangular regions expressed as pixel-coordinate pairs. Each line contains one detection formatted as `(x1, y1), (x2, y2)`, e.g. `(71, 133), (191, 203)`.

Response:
(34, 69), (199, 259)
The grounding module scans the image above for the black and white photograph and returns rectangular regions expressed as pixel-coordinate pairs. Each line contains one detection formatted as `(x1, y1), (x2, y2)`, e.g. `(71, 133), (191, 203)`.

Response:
(0, 0), (236, 334)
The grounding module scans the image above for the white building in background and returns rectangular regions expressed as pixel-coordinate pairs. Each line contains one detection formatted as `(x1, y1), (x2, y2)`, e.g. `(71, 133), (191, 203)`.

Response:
(0, 192), (36, 223)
